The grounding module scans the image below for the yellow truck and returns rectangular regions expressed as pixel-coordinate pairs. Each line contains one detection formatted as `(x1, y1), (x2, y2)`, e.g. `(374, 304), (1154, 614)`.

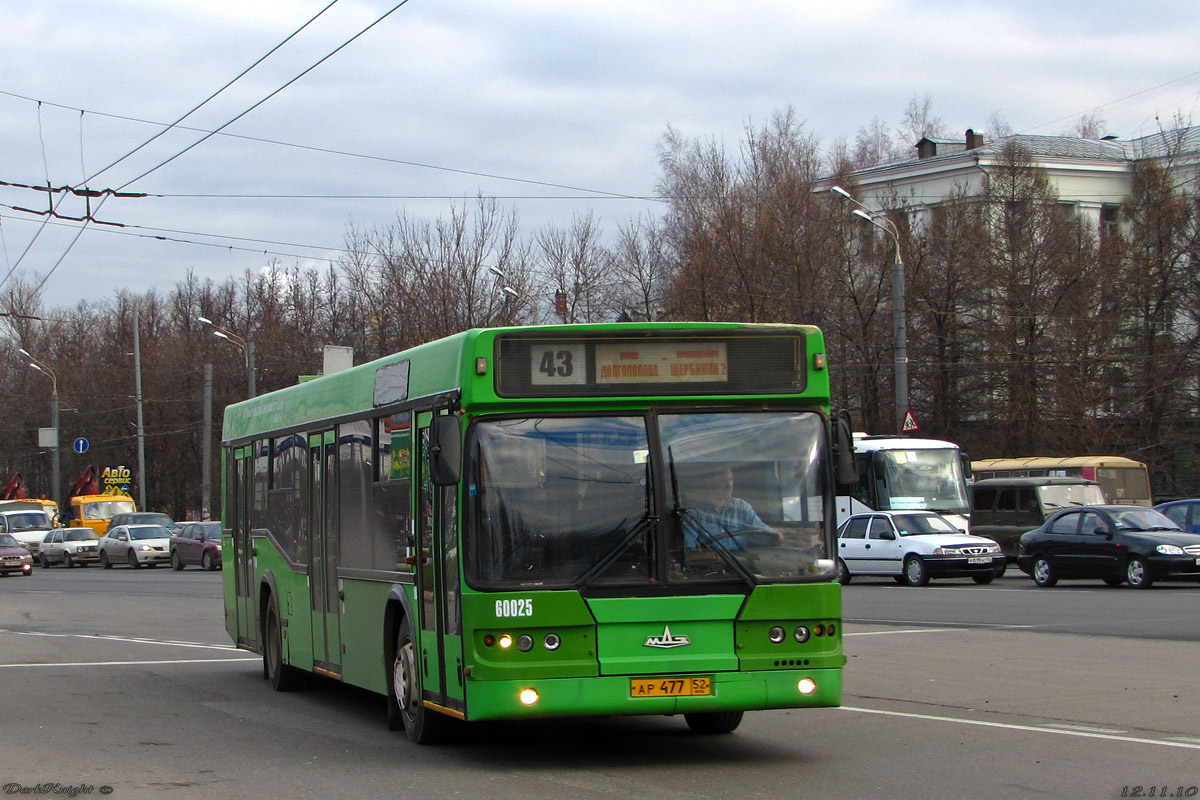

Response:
(69, 494), (137, 536)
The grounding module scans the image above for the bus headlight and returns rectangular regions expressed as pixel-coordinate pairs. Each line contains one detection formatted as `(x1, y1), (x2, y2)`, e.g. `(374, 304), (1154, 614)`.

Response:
(498, 634), (513, 649)
(797, 678), (817, 695)
(519, 688), (539, 706)
(794, 626), (810, 643)
(768, 626), (786, 643)
(517, 634), (534, 652)
(543, 634), (561, 651)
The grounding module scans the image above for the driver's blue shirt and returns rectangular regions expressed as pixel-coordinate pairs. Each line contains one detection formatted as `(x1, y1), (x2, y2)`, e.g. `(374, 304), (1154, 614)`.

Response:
(683, 498), (767, 550)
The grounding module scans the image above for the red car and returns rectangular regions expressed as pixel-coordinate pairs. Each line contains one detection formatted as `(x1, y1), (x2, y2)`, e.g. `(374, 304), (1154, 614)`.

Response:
(170, 522), (223, 571)
(0, 532), (34, 577)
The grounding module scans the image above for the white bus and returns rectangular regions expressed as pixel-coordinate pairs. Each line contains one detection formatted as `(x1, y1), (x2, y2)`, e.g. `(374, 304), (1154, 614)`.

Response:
(837, 434), (972, 531)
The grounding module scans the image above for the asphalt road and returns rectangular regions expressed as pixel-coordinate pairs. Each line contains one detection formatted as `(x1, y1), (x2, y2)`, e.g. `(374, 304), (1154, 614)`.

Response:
(1, 567), (1198, 800)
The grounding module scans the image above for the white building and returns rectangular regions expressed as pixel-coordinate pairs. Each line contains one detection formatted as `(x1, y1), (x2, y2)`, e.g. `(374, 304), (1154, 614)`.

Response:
(826, 126), (1200, 231)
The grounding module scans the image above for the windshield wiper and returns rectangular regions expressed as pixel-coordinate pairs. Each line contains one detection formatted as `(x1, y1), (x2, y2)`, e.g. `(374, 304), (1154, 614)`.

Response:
(575, 514), (658, 590)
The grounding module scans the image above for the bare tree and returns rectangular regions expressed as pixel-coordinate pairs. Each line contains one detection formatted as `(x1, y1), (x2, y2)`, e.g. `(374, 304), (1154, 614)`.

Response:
(536, 211), (616, 323)
(853, 116), (902, 168)
(898, 93), (948, 147)
(610, 214), (672, 321)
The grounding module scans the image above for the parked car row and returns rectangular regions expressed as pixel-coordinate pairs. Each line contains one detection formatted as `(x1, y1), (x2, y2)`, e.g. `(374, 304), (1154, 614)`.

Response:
(837, 502), (1200, 590)
(0, 521), (222, 574)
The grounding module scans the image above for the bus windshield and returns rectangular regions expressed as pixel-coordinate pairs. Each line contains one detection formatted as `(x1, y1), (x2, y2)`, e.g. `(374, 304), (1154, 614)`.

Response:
(877, 448), (969, 515)
(467, 410), (831, 590)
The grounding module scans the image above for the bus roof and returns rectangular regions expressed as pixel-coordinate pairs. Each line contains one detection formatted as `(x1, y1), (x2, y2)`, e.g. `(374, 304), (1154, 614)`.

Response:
(852, 434), (961, 451)
(972, 456), (1145, 470)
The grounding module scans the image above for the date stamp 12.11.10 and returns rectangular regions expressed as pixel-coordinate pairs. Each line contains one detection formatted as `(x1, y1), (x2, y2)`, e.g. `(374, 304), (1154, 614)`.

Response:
(1120, 788), (1199, 798)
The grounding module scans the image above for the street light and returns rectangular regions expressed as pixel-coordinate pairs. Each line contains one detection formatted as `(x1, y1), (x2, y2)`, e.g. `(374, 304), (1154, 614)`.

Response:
(833, 185), (909, 435)
(487, 267), (540, 324)
(18, 348), (60, 508)
(198, 316), (256, 397)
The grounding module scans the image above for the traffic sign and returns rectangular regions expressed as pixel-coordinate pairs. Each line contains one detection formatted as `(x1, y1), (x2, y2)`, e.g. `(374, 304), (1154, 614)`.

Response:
(901, 410), (920, 433)
(73, 437), (89, 454)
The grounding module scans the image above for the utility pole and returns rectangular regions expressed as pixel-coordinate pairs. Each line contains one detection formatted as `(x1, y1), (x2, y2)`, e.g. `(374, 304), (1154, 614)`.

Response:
(134, 310), (147, 509)
(202, 363), (212, 520)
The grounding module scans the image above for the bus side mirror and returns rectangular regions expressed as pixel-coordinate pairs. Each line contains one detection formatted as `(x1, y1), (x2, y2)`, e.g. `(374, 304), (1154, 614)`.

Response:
(960, 452), (972, 481)
(834, 410), (858, 486)
(430, 415), (461, 486)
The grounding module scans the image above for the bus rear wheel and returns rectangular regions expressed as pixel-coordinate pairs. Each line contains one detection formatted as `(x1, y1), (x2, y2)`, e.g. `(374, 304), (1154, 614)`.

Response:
(684, 710), (744, 734)
(389, 616), (454, 744)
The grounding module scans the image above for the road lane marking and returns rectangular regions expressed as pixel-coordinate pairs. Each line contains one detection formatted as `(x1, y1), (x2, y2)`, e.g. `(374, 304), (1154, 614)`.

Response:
(0, 628), (242, 651)
(845, 618), (1036, 630)
(1045, 723), (1128, 734)
(840, 705), (1200, 751)
(844, 628), (958, 636)
(0, 657), (257, 668)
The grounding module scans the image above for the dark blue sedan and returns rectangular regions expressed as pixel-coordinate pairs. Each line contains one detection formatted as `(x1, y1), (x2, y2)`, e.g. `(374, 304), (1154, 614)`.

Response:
(1154, 499), (1200, 533)
(1017, 505), (1200, 589)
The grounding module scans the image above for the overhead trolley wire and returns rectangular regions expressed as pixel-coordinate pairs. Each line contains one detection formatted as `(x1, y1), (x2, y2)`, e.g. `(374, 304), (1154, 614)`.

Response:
(18, 0), (416, 299)
(0, 90), (649, 201)
(112, 0), (415, 193)
(0, 2), (342, 295)
(80, 0), (342, 188)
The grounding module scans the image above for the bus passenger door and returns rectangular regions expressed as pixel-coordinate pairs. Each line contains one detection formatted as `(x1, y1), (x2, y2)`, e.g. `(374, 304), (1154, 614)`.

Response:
(416, 412), (465, 717)
(233, 448), (256, 648)
(309, 430), (342, 676)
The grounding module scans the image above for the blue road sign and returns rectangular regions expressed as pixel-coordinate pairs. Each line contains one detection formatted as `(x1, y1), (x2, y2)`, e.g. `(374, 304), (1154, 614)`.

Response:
(73, 437), (89, 454)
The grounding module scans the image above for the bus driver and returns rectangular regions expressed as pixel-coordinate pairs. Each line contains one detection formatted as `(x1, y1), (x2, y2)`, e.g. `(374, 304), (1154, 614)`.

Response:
(683, 466), (783, 549)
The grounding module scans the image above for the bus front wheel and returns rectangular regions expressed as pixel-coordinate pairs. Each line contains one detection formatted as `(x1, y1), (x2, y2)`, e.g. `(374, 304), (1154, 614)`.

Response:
(684, 710), (744, 734)
(389, 616), (454, 744)
(264, 597), (304, 691)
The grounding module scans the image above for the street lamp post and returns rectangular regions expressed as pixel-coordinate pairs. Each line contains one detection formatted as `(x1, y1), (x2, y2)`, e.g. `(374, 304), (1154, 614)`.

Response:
(19, 348), (60, 508)
(833, 186), (909, 435)
(198, 316), (256, 398)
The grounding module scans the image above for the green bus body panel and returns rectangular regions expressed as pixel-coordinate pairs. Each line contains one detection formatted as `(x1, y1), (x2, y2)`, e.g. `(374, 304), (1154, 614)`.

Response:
(254, 535), (396, 694)
(738, 582), (842, 620)
(586, 594), (744, 623)
(221, 536), (236, 643)
(339, 579), (394, 694)
(735, 583), (846, 672)
(587, 595), (743, 675)
(253, 542), (314, 671)
(462, 591), (599, 681)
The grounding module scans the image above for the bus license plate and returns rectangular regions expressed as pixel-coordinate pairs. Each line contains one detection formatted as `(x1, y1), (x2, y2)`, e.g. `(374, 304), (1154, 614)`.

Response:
(968, 556), (991, 564)
(630, 677), (712, 698)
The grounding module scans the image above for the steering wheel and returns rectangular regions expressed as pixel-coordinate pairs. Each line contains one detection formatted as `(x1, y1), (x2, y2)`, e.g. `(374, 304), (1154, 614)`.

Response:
(706, 527), (782, 548)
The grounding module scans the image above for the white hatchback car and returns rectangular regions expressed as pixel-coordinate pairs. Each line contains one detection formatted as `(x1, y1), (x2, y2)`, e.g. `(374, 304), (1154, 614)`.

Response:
(837, 511), (1005, 586)
(38, 527), (102, 568)
(98, 524), (172, 569)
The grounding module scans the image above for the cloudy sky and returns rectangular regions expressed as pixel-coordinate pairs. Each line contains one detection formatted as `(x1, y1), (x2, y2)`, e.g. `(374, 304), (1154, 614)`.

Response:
(1, 0), (1198, 311)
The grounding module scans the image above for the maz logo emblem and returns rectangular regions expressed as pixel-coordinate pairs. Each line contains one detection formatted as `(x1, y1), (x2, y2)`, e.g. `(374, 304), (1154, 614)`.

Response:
(644, 625), (691, 649)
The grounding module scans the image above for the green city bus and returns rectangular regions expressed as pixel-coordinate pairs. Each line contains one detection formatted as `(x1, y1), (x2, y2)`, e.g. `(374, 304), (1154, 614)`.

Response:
(221, 322), (854, 743)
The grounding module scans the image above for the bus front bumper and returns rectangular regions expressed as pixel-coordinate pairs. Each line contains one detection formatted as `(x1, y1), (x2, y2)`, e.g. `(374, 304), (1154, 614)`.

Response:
(462, 667), (843, 721)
